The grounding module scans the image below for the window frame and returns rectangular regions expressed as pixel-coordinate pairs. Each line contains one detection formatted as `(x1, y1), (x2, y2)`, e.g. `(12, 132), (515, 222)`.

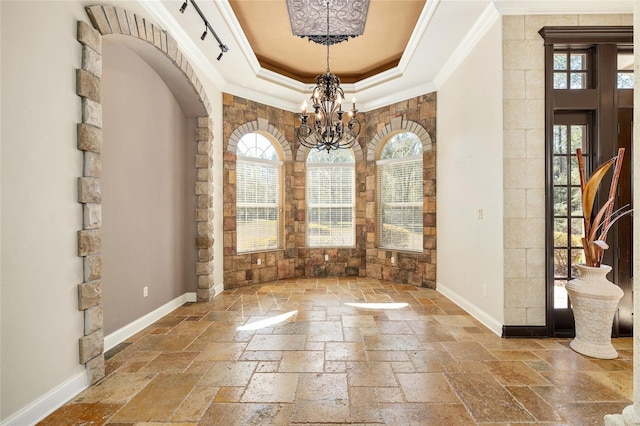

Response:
(305, 149), (356, 248)
(376, 132), (424, 252)
(235, 132), (284, 254)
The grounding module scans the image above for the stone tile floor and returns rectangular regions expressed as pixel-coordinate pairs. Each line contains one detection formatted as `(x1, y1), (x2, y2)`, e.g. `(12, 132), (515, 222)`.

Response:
(41, 277), (633, 425)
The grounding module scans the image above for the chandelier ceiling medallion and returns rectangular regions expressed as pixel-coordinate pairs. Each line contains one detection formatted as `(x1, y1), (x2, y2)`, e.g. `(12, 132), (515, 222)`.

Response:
(288, 0), (368, 152)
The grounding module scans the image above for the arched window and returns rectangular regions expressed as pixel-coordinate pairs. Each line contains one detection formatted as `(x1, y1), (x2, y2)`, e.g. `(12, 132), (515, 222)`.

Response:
(236, 133), (282, 253)
(306, 149), (355, 247)
(377, 132), (423, 251)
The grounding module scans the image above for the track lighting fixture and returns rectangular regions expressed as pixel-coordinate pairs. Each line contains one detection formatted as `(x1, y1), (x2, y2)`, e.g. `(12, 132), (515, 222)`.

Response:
(178, 0), (229, 61)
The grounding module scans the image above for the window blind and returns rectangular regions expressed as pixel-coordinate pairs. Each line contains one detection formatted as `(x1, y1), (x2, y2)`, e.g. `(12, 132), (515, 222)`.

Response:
(377, 156), (423, 251)
(236, 159), (280, 252)
(307, 163), (355, 247)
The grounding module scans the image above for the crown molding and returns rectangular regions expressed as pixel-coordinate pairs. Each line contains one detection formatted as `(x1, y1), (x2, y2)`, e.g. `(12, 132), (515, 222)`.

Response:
(214, 0), (262, 75)
(222, 81), (301, 112)
(434, 2), (501, 89)
(398, 0), (442, 71)
(493, 0), (633, 15)
(360, 81), (437, 112)
(138, 1), (226, 89)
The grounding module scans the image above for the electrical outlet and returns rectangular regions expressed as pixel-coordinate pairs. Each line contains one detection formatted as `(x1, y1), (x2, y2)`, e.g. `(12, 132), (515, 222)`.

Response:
(257, 258), (261, 265)
(324, 254), (329, 261)
(482, 285), (488, 297)
(477, 208), (483, 219)
(143, 286), (148, 297)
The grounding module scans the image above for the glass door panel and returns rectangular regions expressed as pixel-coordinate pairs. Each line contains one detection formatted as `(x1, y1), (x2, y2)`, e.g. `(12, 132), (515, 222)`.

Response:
(551, 113), (591, 332)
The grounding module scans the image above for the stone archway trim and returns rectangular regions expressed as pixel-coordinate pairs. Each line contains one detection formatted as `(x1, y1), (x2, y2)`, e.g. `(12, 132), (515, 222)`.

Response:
(227, 117), (293, 161)
(75, 5), (215, 385)
(366, 117), (433, 161)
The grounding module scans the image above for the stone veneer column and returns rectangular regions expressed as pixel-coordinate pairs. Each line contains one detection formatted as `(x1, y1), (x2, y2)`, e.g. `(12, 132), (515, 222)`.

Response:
(502, 15), (547, 327)
(195, 117), (215, 301)
(76, 20), (105, 384)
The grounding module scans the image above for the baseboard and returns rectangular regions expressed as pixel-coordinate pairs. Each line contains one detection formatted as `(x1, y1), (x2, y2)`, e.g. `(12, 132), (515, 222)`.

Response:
(501, 325), (549, 338)
(213, 282), (224, 296)
(436, 283), (503, 336)
(0, 370), (88, 426)
(104, 292), (197, 351)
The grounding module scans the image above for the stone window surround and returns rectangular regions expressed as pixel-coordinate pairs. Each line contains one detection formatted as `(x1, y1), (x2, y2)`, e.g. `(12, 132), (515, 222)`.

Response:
(368, 120), (430, 251)
(366, 116), (432, 161)
(364, 117), (436, 287)
(75, 5), (215, 384)
(227, 119), (293, 253)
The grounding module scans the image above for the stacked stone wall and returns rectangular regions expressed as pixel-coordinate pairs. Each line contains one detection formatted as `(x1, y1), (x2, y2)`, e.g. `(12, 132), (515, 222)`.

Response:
(223, 93), (436, 288)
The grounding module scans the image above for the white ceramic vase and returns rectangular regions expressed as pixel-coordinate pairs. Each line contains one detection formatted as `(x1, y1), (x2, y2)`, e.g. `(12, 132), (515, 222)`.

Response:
(565, 264), (623, 359)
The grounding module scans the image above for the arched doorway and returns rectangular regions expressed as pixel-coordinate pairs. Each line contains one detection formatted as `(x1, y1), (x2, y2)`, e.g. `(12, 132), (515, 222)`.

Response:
(75, 5), (215, 384)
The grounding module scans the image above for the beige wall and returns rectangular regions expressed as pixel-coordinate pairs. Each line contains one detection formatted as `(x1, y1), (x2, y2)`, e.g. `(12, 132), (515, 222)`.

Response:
(0, 1), (87, 420)
(437, 18), (505, 334)
(101, 39), (196, 334)
(502, 13), (633, 326)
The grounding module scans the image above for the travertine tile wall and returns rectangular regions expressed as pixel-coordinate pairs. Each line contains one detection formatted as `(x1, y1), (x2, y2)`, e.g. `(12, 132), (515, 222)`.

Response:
(502, 14), (632, 326)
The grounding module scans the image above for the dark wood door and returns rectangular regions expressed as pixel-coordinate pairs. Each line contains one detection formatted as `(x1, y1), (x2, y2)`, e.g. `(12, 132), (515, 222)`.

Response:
(613, 107), (633, 336)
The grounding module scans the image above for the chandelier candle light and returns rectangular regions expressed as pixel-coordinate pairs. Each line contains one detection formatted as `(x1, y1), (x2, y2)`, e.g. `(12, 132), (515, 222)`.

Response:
(296, 1), (361, 152)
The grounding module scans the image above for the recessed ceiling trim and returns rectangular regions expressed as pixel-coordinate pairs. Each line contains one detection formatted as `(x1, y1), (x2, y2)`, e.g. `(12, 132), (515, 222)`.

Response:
(360, 81), (437, 112)
(139, 1), (225, 89)
(434, 2), (501, 89)
(398, 0), (442, 71)
(353, 66), (404, 92)
(215, 0), (262, 75)
(493, 0), (633, 15)
(254, 67), (309, 93)
(350, 0), (440, 96)
(223, 81), (301, 112)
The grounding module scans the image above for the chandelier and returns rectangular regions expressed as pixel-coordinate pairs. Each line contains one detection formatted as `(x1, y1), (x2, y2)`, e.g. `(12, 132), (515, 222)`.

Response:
(296, 1), (361, 152)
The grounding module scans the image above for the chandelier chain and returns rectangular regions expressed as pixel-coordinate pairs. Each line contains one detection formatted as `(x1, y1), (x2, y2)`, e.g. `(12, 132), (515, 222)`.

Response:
(295, 0), (361, 152)
(325, 0), (330, 74)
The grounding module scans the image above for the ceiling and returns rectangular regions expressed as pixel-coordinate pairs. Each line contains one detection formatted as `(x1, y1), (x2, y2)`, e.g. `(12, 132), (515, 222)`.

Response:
(137, 1), (633, 112)
(228, 0), (425, 84)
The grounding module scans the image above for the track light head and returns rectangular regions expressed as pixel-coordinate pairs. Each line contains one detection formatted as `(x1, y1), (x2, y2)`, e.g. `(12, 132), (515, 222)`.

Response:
(177, 0), (229, 61)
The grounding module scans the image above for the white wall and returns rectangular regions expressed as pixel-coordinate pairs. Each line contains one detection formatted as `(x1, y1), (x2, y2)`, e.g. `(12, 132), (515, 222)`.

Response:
(436, 18), (504, 334)
(0, 1), (87, 421)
